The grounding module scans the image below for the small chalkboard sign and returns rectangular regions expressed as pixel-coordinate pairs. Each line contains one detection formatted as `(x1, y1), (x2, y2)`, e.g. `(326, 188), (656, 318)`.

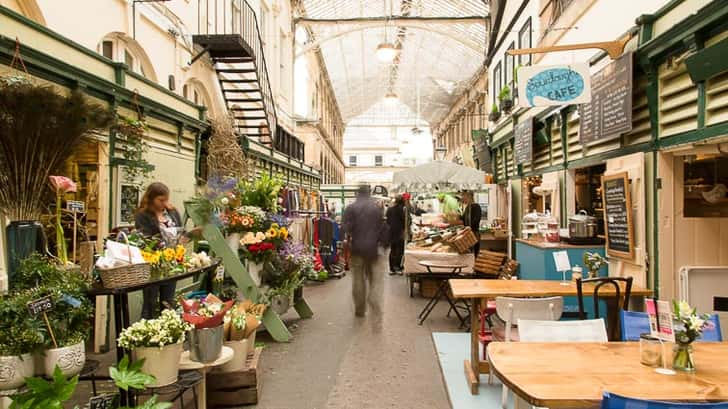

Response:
(27, 295), (53, 316)
(601, 172), (635, 259)
(514, 117), (533, 166)
(66, 200), (86, 213)
(89, 393), (119, 409)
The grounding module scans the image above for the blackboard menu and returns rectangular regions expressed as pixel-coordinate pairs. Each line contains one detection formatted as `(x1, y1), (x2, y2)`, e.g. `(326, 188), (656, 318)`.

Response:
(579, 52), (633, 145)
(514, 118), (533, 165)
(602, 172), (635, 259)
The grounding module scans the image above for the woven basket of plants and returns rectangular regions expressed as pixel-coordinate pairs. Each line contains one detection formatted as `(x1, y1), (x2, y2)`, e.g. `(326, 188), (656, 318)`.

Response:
(98, 232), (150, 288)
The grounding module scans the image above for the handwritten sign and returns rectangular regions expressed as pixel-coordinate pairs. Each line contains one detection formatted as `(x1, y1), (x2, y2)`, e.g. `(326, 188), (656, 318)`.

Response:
(27, 295), (53, 316)
(517, 63), (591, 107)
(66, 200), (86, 213)
(602, 172), (635, 259)
(513, 117), (533, 166)
(89, 394), (119, 409)
(579, 53), (633, 145)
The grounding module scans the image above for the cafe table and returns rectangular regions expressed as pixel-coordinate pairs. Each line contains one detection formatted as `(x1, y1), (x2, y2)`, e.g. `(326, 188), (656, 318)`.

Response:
(448, 279), (652, 394)
(488, 342), (728, 408)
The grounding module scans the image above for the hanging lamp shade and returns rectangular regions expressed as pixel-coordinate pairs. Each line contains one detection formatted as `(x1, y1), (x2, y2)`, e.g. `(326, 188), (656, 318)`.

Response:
(384, 91), (399, 104)
(376, 42), (398, 63)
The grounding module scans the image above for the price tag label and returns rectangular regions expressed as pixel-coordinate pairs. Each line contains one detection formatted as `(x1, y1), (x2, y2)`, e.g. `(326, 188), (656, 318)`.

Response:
(27, 295), (53, 316)
(66, 200), (86, 213)
(89, 394), (119, 409)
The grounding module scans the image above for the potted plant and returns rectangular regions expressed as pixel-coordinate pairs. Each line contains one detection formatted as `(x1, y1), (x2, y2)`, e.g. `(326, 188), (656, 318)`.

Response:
(117, 309), (191, 387)
(0, 76), (112, 279)
(499, 85), (513, 113)
(0, 292), (44, 391)
(489, 103), (501, 122)
(219, 301), (265, 373)
(583, 252), (608, 278)
(180, 294), (233, 363)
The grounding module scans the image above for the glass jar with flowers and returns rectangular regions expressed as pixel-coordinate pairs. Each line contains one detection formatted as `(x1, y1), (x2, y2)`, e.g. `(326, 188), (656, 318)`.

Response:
(672, 301), (713, 372)
(582, 252), (608, 278)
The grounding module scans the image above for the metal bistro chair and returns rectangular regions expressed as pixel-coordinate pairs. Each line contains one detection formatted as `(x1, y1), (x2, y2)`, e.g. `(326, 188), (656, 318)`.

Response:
(577, 277), (633, 341)
(621, 310), (723, 342)
(601, 391), (728, 409)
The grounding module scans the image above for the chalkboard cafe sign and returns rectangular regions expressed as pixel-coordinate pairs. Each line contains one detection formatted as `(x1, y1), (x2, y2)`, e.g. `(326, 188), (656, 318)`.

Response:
(517, 63), (592, 108)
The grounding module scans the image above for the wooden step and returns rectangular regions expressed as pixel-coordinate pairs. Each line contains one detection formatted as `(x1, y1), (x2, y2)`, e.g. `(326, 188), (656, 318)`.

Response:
(222, 89), (261, 93)
(219, 79), (259, 83)
(226, 98), (263, 103)
(207, 347), (262, 407)
(233, 116), (266, 120)
(214, 57), (254, 64)
(217, 68), (256, 74)
(237, 124), (266, 128)
(229, 107), (264, 112)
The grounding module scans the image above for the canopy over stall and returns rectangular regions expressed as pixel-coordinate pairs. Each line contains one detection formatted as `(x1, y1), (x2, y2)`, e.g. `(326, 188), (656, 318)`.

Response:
(391, 160), (487, 192)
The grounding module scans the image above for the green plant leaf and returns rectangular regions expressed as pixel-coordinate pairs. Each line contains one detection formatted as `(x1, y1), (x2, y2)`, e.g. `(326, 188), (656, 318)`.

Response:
(10, 366), (78, 409)
(120, 395), (173, 409)
(110, 356), (156, 391)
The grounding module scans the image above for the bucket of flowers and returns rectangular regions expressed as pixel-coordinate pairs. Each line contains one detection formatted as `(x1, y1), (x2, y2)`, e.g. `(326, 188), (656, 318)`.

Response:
(221, 205), (266, 252)
(180, 294), (233, 363)
(218, 301), (266, 373)
(240, 222), (288, 286)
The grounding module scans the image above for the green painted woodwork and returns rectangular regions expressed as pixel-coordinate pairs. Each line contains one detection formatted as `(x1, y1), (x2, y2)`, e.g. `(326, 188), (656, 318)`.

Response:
(685, 35), (728, 83)
(294, 297), (314, 319)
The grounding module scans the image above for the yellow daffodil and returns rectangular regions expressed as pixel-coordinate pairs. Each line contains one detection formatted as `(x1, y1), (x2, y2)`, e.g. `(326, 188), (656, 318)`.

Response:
(279, 227), (289, 240)
(163, 248), (176, 262)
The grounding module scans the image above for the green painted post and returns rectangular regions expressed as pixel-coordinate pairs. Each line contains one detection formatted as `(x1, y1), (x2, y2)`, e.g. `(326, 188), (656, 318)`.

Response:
(185, 201), (294, 342)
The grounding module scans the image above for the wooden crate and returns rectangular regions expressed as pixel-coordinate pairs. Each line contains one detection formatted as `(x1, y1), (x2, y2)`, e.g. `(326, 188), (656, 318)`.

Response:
(206, 347), (262, 408)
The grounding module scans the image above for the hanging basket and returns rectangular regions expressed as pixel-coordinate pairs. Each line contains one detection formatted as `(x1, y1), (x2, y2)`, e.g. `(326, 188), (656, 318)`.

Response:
(97, 232), (150, 288)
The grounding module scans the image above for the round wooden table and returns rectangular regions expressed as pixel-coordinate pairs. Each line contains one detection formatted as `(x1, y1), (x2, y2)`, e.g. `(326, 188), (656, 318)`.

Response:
(179, 346), (234, 409)
(416, 260), (469, 326)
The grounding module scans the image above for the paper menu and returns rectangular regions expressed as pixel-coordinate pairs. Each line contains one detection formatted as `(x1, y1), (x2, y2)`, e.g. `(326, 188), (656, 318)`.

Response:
(646, 298), (675, 342)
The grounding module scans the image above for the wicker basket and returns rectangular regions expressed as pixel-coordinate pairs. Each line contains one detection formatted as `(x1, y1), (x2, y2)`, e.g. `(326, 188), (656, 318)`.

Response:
(98, 232), (150, 289)
(446, 227), (479, 254)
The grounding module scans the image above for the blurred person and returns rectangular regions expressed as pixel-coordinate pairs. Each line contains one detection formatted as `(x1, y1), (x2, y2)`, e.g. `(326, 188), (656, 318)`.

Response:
(342, 185), (390, 317)
(386, 195), (406, 275)
(460, 191), (482, 255)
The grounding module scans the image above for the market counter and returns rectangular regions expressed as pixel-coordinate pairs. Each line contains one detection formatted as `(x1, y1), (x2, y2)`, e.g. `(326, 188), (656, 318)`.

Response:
(515, 238), (606, 315)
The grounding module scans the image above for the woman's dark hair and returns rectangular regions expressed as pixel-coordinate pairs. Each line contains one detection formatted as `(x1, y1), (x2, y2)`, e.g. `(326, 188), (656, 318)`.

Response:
(138, 182), (170, 213)
(394, 195), (405, 206)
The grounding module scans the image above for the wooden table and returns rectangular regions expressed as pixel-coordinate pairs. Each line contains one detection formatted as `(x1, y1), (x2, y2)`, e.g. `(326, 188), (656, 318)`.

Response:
(448, 279), (652, 394)
(488, 342), (728, 407)
(179, 346), (234, 409)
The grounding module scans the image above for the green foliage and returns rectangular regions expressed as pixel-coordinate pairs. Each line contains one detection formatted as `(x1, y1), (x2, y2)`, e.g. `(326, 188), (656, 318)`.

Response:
(10, 366), (79, 409)
(115, 115), (152, 183)
(110, 356), (156, 391)
(12, 253), (90, 293)
(491, 103), (499, 113)
(121, 395), (172, 409)
(498, 85), (511, 101)
(237, 173), (282, 212)
(0, 291), (45, 355)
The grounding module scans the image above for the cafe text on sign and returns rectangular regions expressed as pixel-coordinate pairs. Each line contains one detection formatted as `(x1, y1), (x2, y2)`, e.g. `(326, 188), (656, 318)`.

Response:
(517, 63), (592, 107)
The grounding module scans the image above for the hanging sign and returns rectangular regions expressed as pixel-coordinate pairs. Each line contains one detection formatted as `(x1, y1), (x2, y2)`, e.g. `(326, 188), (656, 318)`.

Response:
(517, 63), (591, 107)
(601, 172), (635, 259)
(579, 52), (633, 144)
(513, 118), (533, 165)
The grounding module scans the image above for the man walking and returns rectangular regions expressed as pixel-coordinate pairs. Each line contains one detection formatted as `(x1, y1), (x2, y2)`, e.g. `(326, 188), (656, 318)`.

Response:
(386, 195), (406, 275)
(342, 185), (389, 317)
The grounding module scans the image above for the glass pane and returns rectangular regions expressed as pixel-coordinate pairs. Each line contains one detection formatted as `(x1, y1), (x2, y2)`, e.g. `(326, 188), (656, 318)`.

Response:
(102, 41), (113, 59)
(124, 50), (134, 68)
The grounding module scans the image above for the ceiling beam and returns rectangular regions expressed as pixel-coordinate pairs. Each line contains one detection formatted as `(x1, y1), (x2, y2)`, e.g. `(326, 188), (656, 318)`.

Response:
(295, 16), (487, 26)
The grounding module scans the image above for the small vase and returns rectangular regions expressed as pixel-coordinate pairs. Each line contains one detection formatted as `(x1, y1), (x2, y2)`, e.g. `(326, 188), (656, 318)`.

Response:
(588, 269), (599, 279)
(226, 233), (241, 253)
(673, 343), (695, 372)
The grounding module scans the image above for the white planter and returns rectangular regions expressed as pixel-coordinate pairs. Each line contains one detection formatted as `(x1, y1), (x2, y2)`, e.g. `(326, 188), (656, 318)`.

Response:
(41, 341), (85, 377)
(0, 354), (33, 391)
(247, 261), (263, 287)
(133, 342), (183, 387)
(218, 338), (250, 373)
(270, 294), (291, 316)
(226, 233), (241, 253)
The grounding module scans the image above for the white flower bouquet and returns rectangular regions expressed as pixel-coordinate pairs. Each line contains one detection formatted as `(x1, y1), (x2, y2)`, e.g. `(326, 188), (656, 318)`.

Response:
(117, 309), (191, 349)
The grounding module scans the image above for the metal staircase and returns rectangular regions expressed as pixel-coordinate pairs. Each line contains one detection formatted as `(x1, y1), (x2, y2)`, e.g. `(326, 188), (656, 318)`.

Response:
(193, 0), (277, 144)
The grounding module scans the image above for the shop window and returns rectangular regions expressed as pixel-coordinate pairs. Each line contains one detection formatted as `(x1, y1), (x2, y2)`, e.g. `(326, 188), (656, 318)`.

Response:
(684, 155), (728, 217)
(98, 33), (156, 81)
(519, 18), (532, 66)
(505, 42), (515, 90)
(492, 62), (502, 106)
(102, 41), (113, 59)
(375, 155), (383, 167)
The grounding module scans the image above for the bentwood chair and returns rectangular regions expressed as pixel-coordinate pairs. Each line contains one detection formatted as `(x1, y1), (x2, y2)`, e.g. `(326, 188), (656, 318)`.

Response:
(577, 277), (633, 340)
(601, 392), (728, 409)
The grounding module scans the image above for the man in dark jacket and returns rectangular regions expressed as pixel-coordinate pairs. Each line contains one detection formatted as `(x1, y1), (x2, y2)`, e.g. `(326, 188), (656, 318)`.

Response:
(460, 191), (482, 256)
(386, 195), (406, 275)
(342, 185), (389, 317)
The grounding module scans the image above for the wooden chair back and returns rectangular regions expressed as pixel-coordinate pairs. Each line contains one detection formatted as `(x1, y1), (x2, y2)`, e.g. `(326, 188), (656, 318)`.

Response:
(576, 276), (633, 341)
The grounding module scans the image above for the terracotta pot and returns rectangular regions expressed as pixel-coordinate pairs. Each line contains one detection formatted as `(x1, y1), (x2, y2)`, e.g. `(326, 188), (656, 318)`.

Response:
(133, 342), (183, 387)
(0, 354), (33, 391)
(41, 341), (85, 377)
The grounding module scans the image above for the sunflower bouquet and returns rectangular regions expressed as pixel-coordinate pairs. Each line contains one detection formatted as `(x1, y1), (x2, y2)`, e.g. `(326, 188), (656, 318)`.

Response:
(238, 223), (289, 264)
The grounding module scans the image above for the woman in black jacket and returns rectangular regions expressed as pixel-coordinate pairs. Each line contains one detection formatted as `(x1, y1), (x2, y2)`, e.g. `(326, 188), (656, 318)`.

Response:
(135, 182), (183, 319)
(386, 195), (406, 275)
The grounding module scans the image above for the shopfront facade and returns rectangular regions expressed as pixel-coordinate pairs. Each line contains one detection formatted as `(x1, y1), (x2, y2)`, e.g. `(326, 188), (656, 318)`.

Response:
(486, 0), (728, 300)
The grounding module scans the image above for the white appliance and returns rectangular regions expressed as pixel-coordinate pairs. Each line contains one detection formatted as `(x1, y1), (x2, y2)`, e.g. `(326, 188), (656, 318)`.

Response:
(679, 266), (728, 340)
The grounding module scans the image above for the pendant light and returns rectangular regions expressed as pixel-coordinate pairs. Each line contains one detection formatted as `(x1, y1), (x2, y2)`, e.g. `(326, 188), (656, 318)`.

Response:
(376, 0), (399, 63)
(384, 91), (399, 104)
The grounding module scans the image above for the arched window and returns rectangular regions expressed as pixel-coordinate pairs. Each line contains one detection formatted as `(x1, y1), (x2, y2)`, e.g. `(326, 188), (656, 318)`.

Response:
(182, 79), (215, 116)
(98, 33), (157, 81)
